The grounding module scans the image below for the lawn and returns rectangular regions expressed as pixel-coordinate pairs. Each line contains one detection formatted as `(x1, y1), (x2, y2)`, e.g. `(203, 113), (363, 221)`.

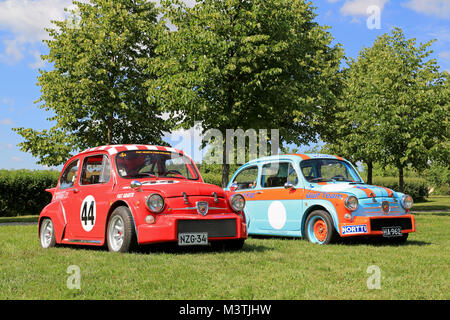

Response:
(413, 196), (450, 211)
(0, 211), (448, 300)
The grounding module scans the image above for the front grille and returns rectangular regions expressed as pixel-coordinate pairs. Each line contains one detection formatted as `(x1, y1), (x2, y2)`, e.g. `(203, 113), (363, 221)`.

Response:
(370, 217), (413, 231)
(177, 219), (237, 238)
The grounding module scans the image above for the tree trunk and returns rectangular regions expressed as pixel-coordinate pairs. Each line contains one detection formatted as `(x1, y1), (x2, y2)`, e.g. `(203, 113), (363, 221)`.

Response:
(398, 165), (404, 192)
(106, 115), (113, 145)
(222, 138), (230, 188)
(366, 160), (373, 185)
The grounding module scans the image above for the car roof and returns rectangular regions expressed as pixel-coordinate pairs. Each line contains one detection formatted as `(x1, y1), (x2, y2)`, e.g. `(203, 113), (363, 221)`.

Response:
(242, 153), (347, 166)
(79, 144), (184, 156)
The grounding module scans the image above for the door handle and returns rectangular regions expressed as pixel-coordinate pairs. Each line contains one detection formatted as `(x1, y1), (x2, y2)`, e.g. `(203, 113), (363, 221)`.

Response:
(72, 188), (80, 193)
(256, 191), (264, 194)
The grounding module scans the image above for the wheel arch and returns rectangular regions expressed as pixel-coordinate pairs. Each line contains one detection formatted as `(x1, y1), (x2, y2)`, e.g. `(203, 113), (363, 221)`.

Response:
(105, 200), (138, 240)
(301, 202), (339, 236)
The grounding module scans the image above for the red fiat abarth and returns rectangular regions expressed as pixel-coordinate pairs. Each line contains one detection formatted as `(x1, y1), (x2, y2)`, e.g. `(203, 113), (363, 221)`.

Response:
(38, 145), (247, 252)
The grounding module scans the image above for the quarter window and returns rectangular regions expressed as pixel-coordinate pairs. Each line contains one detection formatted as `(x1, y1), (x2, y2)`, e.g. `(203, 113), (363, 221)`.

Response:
(59, 159), (79, 190)
(261, 162), (298, 188)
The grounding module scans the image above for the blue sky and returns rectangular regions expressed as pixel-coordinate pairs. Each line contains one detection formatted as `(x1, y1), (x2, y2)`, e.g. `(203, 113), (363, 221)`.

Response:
(0, 0), (449, 170)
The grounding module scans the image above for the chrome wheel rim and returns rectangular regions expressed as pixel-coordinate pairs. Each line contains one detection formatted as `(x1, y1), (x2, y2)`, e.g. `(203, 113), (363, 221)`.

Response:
(40, 220), (53, 248)
(108, 215), (124, 252)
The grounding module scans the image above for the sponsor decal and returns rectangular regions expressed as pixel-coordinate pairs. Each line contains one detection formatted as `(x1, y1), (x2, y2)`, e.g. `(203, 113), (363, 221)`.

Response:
(305, 191), (345, 200)
(341, 224), (367, 235)
(117, 192), (135, 199)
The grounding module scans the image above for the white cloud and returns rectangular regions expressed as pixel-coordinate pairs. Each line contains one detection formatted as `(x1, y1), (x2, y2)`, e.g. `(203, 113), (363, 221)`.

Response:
(0, 0), (76, 66)
(340, 0), (390, 16)
(0, 118), (13, 125)
(403, 0), (450, 19)
(11, 156), (23, 162)
(439, 51), (450, 62)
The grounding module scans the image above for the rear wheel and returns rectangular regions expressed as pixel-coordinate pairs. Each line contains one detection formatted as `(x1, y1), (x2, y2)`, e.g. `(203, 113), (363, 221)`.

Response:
(40, 218), (56, 248)
(107, 206), (137, 253)
(305, 210), (338, 245)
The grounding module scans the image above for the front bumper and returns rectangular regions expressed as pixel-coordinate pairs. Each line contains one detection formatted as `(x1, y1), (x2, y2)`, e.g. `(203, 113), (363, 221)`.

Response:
(339, 215), (415, 237)
(136, 213), (247, 244)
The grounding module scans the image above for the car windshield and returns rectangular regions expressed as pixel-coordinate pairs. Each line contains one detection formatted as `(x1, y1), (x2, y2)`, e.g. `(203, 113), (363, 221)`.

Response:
(300, 159), (363, 183)
(115, 150), (199, 180)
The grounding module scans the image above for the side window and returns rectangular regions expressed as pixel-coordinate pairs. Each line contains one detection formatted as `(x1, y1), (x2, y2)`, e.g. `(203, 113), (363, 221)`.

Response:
(80, 155), (111, 185)
(261, 162), (298, 188)
(59, 160), (79, 190)
(232, 166), (259, 190)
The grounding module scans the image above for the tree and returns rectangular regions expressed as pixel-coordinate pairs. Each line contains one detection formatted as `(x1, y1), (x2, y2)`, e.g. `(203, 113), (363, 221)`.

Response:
(14, 0), (169, 166)
(325, 27), (449, 191)
(148, 0), (344, 186)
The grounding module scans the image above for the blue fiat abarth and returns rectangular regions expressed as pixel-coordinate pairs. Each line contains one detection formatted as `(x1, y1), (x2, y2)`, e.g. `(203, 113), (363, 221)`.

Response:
(226, 154), (415, 244)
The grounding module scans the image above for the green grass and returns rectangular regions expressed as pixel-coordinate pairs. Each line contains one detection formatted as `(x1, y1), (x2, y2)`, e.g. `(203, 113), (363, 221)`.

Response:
(413, 196), (450, 211)
(0, 211), (448, 300)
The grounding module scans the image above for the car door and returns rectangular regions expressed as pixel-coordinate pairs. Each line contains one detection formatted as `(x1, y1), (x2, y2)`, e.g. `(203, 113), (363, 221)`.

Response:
(56, 158), (81, 240)
(67, 154), (113, 241)
(252, 161), (304, 234)
(228, 165), (260, 233)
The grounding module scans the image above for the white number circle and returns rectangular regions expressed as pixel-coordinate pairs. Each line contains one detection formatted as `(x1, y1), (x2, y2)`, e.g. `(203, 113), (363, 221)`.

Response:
(267, 201), (287, 230)
(80, 195), (96, 232)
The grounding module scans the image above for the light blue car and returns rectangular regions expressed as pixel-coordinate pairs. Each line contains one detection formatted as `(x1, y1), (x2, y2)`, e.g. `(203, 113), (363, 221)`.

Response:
(225, 154), (415, 244)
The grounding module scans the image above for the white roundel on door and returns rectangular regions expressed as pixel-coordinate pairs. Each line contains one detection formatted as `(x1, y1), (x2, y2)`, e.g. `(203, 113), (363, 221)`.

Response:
(268, 201), (286, 230)
(80, 195), (96, 232)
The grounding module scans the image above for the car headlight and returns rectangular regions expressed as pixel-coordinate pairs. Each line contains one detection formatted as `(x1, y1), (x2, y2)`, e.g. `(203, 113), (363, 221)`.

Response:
(402, 194), (414, 210)
(146, 193), (165, 213)
(345, 196), (359, 211)
(229, 194), (245, 212)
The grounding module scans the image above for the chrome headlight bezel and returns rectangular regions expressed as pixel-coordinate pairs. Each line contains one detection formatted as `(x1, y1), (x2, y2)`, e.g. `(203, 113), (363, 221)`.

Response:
(344, 195), (359, 211)
(146, 193), (165, 213)
(229, 194), (245, 212)
(401, 194), (414, 210)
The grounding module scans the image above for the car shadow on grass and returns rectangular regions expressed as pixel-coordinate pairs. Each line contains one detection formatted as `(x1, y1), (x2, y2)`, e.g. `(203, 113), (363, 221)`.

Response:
(248, 234), (432, 247)
(56, 241), (272, 255)
(137, 241), (272, 255)
(336, 237), (432, 247)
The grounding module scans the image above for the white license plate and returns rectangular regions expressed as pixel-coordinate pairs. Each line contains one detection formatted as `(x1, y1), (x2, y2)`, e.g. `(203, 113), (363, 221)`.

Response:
(178, 232), (208, 246)
(382, 226), (402, 238)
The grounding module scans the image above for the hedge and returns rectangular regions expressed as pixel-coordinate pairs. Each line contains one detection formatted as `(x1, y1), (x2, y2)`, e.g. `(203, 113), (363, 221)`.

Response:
(0, 170), (59, 217)
(372, 176), (428, 201)
(0, 169), (429, 217)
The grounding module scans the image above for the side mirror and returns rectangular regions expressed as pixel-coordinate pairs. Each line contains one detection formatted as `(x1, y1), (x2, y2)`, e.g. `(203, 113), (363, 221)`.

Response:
(229, 182), (238, 192)
(131, 180), (142, 191)
(284, 182), (296, 190)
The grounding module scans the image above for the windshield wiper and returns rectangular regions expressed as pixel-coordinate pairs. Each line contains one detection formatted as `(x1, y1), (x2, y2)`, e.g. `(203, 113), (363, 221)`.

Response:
(131, 172), (158, 179)
(309, 177), (333, 182)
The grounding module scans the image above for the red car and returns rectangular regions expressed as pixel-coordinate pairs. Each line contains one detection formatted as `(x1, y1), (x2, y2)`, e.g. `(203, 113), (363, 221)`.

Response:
(39, 144), (247, 252)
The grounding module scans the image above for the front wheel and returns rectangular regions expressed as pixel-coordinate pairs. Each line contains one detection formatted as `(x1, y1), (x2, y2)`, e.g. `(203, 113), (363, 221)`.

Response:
(305, 210), (338, 245)
(106, 206), (137, 253)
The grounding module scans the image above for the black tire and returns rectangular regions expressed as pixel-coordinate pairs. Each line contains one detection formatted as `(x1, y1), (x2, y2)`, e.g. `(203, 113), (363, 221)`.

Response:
(106, 206), (137, 253)
(304, 210), (339, 245)
(39, 218), (57, 248)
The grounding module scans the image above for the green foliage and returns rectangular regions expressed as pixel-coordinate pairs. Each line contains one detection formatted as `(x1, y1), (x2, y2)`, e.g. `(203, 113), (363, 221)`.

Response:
(150, 0), (344, 186)
(324, 27), (449, 191)
(14, 0), (170, 166)
(0, 170), (59, 217)
(372, 176), (428, 201)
